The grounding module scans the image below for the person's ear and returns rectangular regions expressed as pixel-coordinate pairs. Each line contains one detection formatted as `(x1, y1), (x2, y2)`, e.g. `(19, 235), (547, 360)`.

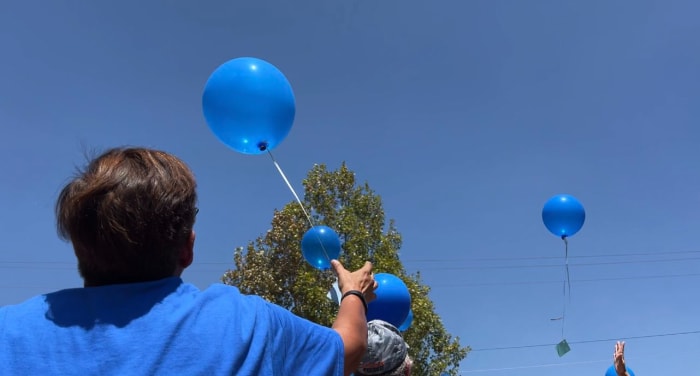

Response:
(179, 231), (195, 269)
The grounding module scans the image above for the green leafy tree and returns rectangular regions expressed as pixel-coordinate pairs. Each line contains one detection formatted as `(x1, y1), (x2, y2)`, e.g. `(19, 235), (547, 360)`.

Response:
(222, 163), (469, 375)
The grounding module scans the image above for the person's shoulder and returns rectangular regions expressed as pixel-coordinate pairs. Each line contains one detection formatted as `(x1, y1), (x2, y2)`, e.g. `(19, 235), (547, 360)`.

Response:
(197, 284), (317, 323)
(0, 292), (60, 329)
(199, 282), (245, 299)
(1, 293), (52, 314)
(195, 283), (272, 308)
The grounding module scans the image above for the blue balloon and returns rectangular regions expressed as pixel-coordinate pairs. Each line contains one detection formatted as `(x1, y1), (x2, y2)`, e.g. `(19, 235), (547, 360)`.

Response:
(301, 226), (341, 270)
(605, 365), (635, 376)
(202, 57), (296, 155)
(398, 309), (413, 332)
(366, 273), (411, 328)
(542, 194), (586, 238)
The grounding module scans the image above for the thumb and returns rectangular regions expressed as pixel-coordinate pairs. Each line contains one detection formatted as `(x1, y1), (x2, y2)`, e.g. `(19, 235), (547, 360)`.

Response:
(330, 259), (344, 275)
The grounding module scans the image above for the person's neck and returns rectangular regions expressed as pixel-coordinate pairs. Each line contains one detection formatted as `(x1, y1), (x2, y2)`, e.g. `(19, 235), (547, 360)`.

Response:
(83, 273), (182, 287)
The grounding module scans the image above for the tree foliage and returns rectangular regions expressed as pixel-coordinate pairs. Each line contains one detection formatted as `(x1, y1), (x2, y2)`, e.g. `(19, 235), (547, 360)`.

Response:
(222, 163), (469, 375)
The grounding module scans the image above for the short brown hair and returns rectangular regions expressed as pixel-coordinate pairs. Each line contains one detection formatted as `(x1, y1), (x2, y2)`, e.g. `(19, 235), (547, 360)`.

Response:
(56, 147), (198, 286)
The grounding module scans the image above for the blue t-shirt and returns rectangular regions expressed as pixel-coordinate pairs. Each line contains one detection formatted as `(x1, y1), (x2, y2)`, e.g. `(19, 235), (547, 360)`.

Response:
(0, 277), (344, 375)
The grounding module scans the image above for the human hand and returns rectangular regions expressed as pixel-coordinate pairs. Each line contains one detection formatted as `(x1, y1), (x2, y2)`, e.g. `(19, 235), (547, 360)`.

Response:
(331, 260), (378, 304)
(613, 341), (627, 376)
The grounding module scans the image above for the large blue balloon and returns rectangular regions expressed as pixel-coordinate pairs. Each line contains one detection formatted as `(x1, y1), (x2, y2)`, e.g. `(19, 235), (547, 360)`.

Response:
(366, 273), (411, 328)
(605, 365), (635, 376)
(542, 194), (586, 238)
(398, 309), (413, 332)
(202, 57), (296, 155)
(301, 226), (341, 270)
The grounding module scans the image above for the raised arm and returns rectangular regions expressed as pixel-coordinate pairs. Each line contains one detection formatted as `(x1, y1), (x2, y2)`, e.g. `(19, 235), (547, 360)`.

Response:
(330, 260), (378, 376)
(614, 341), (630, 376)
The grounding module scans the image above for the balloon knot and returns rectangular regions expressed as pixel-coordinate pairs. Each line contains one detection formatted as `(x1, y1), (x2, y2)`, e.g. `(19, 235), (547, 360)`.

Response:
(257, 142), (268, 151)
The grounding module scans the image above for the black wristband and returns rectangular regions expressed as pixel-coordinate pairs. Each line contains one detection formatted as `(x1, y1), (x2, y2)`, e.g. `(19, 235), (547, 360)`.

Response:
(341, 290), (368, 314)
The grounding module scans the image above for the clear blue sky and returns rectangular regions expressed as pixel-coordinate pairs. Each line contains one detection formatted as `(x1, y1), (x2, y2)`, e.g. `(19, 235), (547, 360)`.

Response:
(1, 1), (699, 374)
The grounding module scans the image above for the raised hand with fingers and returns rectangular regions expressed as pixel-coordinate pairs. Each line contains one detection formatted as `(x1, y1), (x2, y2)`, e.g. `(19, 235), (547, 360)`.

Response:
(330, 259), (379, 376)
(331, 260), (378, 305)
(614, 341), (628, 376)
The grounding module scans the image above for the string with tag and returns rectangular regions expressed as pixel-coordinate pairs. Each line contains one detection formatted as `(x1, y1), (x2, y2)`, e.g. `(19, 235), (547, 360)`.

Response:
(552, 235), (572, 356)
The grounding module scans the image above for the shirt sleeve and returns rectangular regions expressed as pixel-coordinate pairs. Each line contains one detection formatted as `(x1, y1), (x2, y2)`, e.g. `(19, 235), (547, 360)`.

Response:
(265, 302), (345, 376)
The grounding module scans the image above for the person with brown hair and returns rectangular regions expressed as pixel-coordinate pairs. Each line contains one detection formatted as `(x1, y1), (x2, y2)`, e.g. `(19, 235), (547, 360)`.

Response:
(0, 147), (376, 376)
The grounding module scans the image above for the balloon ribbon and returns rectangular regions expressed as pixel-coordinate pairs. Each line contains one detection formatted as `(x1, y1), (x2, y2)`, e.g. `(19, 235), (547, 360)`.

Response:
(267, 150), (331, 263)
(561, 235), (571, 339)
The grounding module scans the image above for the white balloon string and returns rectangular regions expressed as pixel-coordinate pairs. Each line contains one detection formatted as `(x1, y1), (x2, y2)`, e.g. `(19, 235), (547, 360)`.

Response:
(562, 236), (571, 339)
(561, 279), (566, 339)
(267, 150), (331, 263)
(564, 236), (571, 298)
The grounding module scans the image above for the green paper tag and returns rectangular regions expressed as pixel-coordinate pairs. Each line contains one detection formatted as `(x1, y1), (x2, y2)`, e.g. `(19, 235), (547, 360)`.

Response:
(556, 339), (571, 357)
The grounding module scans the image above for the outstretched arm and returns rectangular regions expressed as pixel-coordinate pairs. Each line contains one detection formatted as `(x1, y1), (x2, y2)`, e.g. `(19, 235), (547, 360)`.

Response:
(331, 260), (378, 376)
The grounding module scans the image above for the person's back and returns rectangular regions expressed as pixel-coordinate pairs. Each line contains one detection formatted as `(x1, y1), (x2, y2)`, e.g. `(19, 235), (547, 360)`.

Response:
(1, 278), (344, 375)
(0, 147), (377, 376)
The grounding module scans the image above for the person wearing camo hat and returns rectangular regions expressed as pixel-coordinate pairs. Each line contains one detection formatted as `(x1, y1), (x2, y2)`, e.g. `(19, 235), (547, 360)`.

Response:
(355, 320), (413, 376)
